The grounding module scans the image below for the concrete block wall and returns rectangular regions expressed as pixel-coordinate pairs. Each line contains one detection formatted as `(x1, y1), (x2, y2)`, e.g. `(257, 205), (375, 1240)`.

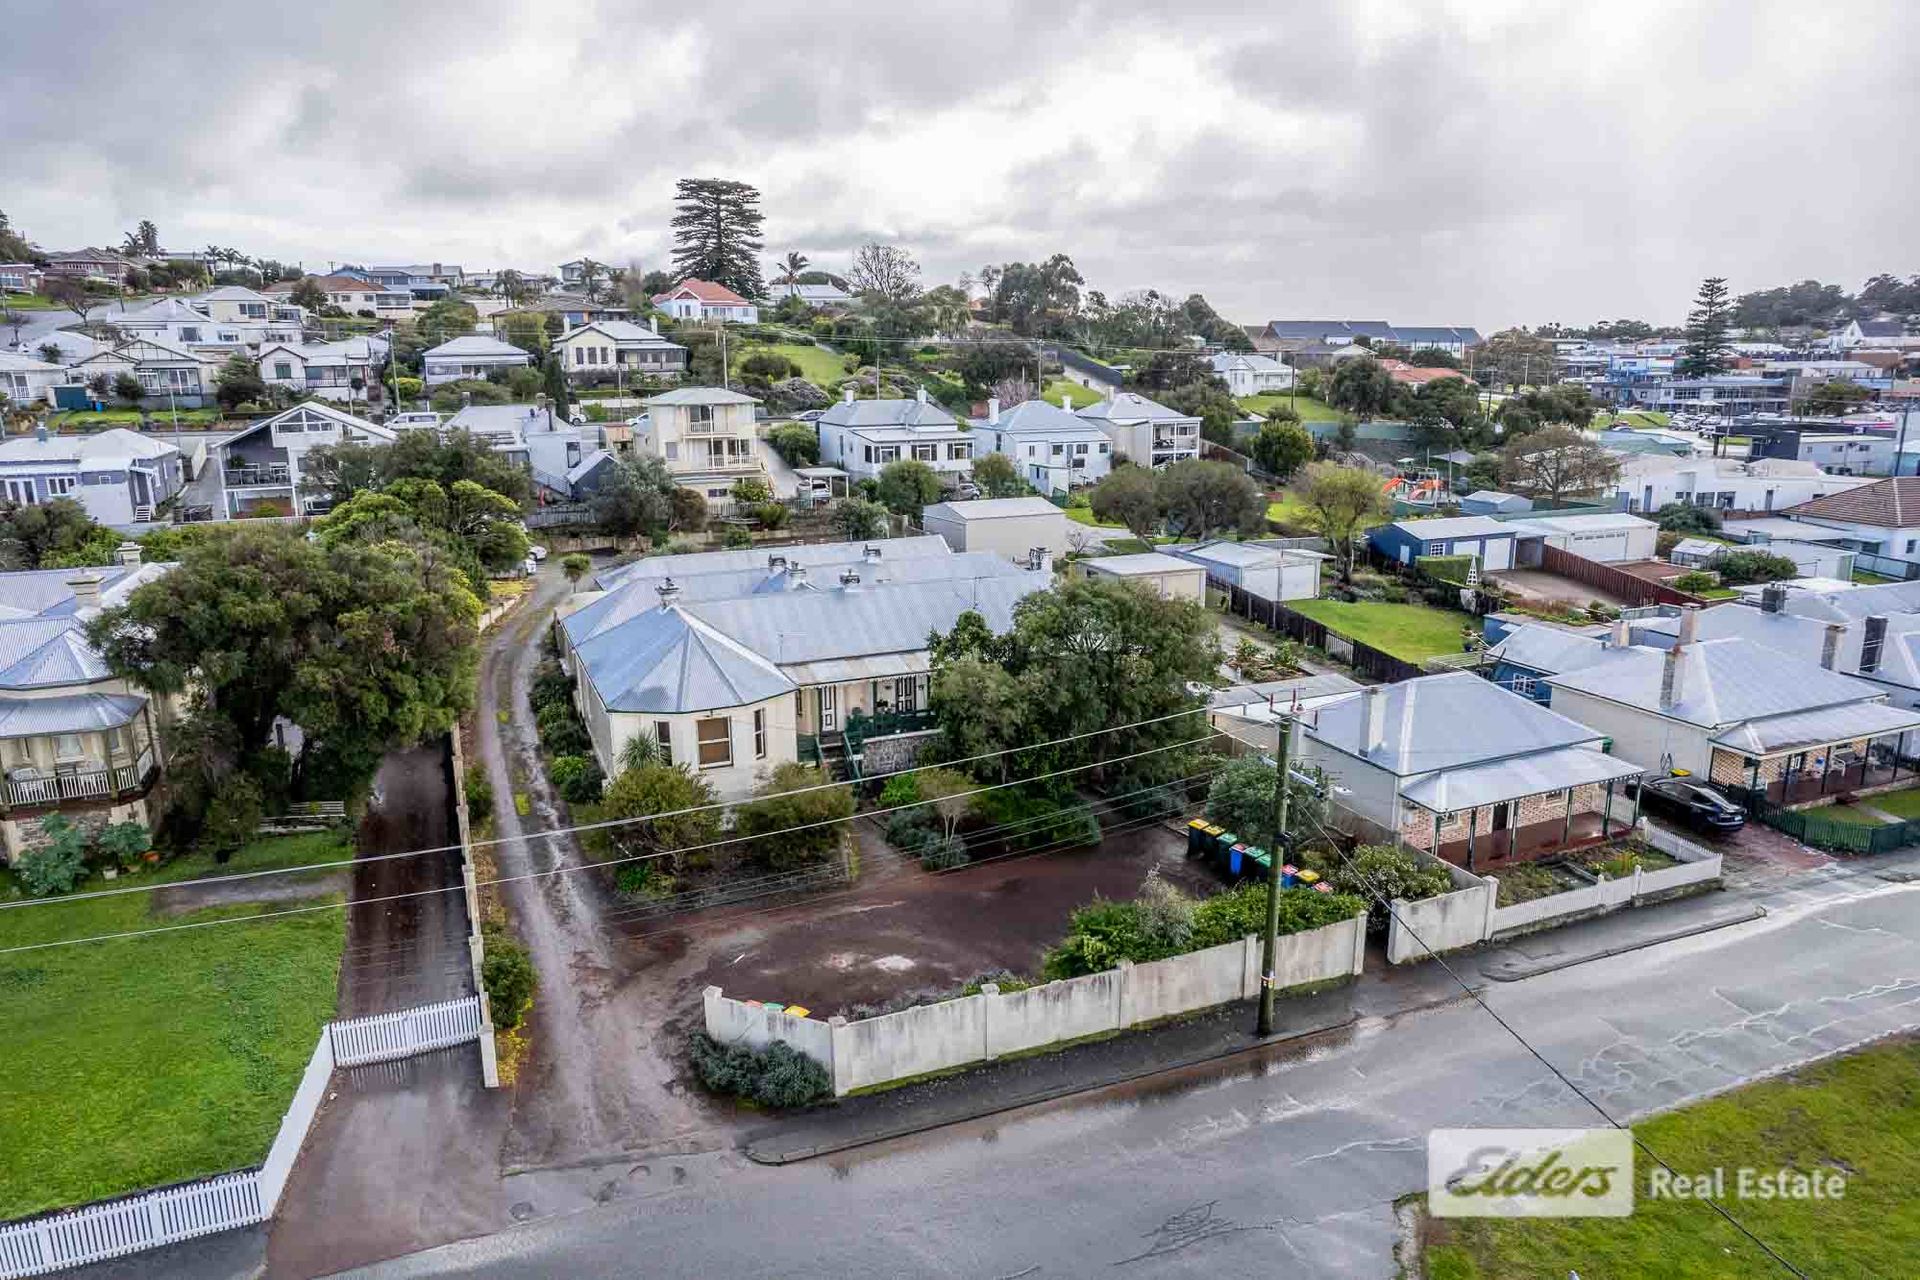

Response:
(704, 913), (1367, 1096)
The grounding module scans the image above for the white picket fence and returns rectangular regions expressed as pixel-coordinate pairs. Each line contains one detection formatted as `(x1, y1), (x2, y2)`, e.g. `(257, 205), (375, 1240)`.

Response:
(0, 993), (485, 1279)
(329, 995), (485, 1067)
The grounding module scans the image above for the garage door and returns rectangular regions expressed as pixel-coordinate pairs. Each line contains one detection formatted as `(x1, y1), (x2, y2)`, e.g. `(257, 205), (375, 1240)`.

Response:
(1481, 537), (1513, 571)
(1572, 531), (1628, 562)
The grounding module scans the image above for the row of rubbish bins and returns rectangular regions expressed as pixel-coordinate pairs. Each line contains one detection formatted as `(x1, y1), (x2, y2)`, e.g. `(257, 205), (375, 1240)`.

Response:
(1185, 818), (1326, 890)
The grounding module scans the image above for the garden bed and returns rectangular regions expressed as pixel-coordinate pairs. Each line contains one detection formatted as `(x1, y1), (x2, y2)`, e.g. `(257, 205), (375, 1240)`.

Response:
(1492, 860), (1587, 907)
(0, 832), (350, 1219)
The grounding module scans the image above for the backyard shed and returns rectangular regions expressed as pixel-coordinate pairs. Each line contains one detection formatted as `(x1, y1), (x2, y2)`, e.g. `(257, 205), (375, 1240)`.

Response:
(1370, 515), (1519, 572)
(1073, 552), (1206, 601)
(1168, 540), (1325, 602)
(1459, 490), (1533, 516)
(921, 496), (1071, 560)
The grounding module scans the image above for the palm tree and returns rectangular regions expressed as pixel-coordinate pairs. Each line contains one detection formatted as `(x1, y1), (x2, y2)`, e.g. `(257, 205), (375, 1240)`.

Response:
(579, 258), (605, 302)
(773, 250), (809, 298)
(494, 268), (530, 305)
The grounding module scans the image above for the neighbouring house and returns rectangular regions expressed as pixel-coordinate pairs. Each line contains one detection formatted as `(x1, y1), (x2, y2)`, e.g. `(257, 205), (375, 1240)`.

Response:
(112, 296), (248, 354)
(217, 401), (396, 516)
(1605, 454), (1873, 515)
(0, 559), (175, 862)
(0, 351), (67, 409)
(1485, 622), (1607, 702)
(421, 335), (534, 386)
(272, 274), (413, 317)
(1370, 515), (1519, 571)
(1074, 392), (1201, 469)
(66, 339), (219, 409)
(1205, 673), (1365, 753)
(555, 537), (1050, 799)
(360, 264), (463, 298)
(633, 386), (769, 507)
(550, 320), (688, 383)
(1779, 477), (1920, 576)
(1832, 318), (1913, 351)
(0, 426), (183, 523)
(0, 263), (43, 294)
(921, 496), (1070, 560)
(1536, 610), (1920, 801)
(1459, 490), (1533, 516)
(257, 335), (388, 405)
(817, 387), (974, 482)
(1506, 512), (1659, 564)
(1072, 552), (1205, 601)
(1619, 376), (1791, 417)
(1050, 347), (1126, 399)
(1742, 427), (1893, 476)
(517, 293), (632, 329)
(973, 397), (1112, 495)
(443, 402), (605, 495)
(1168, 539), (1326, 603)
(43, 250), (136, 285)
(193, 285), (306, 329)
(765, 280), (854, 308)
(1377, 358), (1469, 389)
(1295, 671), (1643, 872)
(1211, 351), (1294, 396)
(652, 279), (759, 325)
(1250, 321), (1484, 359)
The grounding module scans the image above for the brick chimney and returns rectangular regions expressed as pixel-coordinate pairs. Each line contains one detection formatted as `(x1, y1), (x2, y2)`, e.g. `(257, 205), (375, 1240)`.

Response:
(1362, 685), (1387, 757)
(1821, 622), (1845, 671)
(656, 578), (680, 609)
(116, 541), (142, 567)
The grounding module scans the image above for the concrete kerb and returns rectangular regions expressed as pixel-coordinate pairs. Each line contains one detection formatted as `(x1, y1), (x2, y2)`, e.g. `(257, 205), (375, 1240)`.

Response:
(1481, 904), (1768, 982)
(743, 1007), (1362, 1165)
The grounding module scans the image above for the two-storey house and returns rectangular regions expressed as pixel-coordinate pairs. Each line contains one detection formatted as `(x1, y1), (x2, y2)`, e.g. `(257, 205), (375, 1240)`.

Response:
(217, 402), (396, 516)
(638, 386), (769, 506)
(551, 320), (688, 384)
(257, 335), (389, 405)
(973, 396), (1111, 496)
(817, 387), (973, 483)
(1074, 392), (1201, 468)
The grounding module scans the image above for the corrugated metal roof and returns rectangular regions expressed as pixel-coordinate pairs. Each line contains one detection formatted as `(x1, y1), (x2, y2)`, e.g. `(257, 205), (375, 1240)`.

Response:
(817, 398), (960, 429)
(1486, 625), (1606, 675)
(1545, 636), (1886, 728)
(1400, 745), (1641, 813)
(923, 497), (1063, 521)
(1208, 674), (1363, 710)
(1073, 392), (1193, 424)
(570, 605), (792, 714)
(1080, 552), (1200, 577)
(593, 535), (952, 591)
(1304, 671), (1600, 776)
(1710, 701), (1920, 755)
(1388, 515), (1514, 540)
(0, 692), (144, 737)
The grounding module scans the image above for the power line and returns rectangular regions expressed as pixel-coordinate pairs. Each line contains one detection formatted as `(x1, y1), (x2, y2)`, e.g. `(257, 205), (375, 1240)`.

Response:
(0, 734), (1211, 955)
(1290, 803), (1807, 1277)
(3, 707), (1213, 912)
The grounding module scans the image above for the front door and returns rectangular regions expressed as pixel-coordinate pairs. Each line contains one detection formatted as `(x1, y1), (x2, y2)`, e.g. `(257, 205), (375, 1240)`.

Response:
(1490, 802), (1512, 832)
(894, 676), (918, 713)
(817, 685), (838, 732)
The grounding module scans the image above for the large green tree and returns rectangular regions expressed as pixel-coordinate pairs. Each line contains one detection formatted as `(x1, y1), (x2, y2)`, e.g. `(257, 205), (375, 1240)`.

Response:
(1155, 459), (1265, 542)
(874, 458), (942, 517)
(1088, 466), (1160, 540)
(302, 429), (532, 506)
(213, 353), (268, 411)
(1326, 356), (1401, 418)
(314, 476), (528, 593)
(1250, 418), (1314, 480)
(1295, 462), (1389, 579)
(590, 455), (679, 536)
(88, 525), (481, 794)
(1678, 276), (1734, 378)
(0, 498), (121, 569)
(969, 451), (1026, 498)
(670, 178), (767, 300)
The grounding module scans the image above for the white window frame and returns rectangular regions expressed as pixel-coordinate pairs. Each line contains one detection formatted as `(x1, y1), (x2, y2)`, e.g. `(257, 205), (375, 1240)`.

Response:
(753, 708), (766, 759)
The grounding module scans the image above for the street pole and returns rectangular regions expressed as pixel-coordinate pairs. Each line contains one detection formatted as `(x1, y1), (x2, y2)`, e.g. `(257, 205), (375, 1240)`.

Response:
(1257, 711), (1294, 1037)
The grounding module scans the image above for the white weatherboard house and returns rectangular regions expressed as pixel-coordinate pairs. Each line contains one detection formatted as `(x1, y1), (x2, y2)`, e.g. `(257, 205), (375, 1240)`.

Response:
(1295, 671), (1644, 873)
(1779, 477), (1920, 575)
(0, 562), (174, 862)
(0, 427), (183, 524)
(921, 496), (1071, 560)
(1210, 351), (1294, 396)
(551, 320), (689, 383)
(816, 387), (974, 482)
(1528, 610), (1920, 802)
(1, 351), (68, 408)
(973, 397), (1112, 495)
(421, 336), (533, 386)
(652, 279), (759, 324)
(1074, 393), (1201, 469)
(556, 537), (1049, 799)
(257, 335), (388, 404)
(218, 402), (396, 516)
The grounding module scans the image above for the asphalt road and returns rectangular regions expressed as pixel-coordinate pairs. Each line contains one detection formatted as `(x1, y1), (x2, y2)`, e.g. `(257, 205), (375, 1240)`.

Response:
(350, 854), (1920, 1279)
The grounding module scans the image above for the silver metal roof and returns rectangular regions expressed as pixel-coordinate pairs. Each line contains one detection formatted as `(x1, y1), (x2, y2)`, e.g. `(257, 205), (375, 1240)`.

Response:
(922, 497), (1063, 521)
(1304, 671), (1602, 776)
(1711, 701), (1920, 755)
(0, 692), (144, 738)
(1399, 745), (1641, 813)
(593, 535), (953, 591)
(1080, 552), (1200, 577)
(568, 604), (792, 714)
(1545, 636), (1887, 728)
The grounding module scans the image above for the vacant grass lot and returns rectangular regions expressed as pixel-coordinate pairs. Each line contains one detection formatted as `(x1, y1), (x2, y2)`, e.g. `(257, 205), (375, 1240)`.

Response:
(1237, 392), (1342, 421)
(1040, 380), (1104, 410)
(1287, 598), (1470, 662)
(1423, 1035), (1920, 1278)
(733, 341), (847, 387)
(0, 832), (349, 1219)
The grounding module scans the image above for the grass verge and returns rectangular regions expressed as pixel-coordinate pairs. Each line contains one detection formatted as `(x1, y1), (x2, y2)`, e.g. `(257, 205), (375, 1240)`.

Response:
(0, 832), (349, 1218)
(1420, 1035), (1920, 1277)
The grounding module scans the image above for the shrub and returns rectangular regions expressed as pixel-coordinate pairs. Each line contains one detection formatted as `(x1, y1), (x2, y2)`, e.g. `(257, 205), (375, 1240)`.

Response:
(885, 805), (937, 851)
(549, 755), (605, 804)
(1717, 549), (1798, 586)
(465, 766), (494, 822)
(687, 1032), (831, 1108)
(96, 821), (152, 869)
(967, 787), (1099, 854)
(535, 701), (591, 756)
(201, 774), (265, 861)
(1416, 554), (1473, 586)
(16, 828), (88, 897)
(722, 527), (753, 548)
(754, 502), (791, 530)
(530, 659), (574, 713)
(1672, 570), (1719, 593)
(916, 832), (970, 870)
(877, 772), (921, 808)
(1306, 844), (1451, 929)
(481, 927), (535, 1030)
(735, 762), (855, 871)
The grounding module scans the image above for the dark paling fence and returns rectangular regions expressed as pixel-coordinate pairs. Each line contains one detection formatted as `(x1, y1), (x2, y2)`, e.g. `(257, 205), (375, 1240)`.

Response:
(1726, 784), (1920, 856)
(1212, 578), (1426, 683)
(1538, 544), (1705, 608)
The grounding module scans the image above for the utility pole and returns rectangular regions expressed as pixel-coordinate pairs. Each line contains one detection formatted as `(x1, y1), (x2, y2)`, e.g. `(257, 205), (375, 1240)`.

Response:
(1257, 711), (1294, 1037)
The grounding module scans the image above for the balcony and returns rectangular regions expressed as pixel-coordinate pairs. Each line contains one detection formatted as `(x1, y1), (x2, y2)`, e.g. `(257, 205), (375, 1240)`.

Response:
(225, 465), (292, 487)
(5, 748), (155, 809)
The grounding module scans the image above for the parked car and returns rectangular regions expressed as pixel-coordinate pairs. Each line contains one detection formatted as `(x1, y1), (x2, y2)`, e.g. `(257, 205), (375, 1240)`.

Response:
(528, 544), (548, 561)
(1627, 776), (1745, 834)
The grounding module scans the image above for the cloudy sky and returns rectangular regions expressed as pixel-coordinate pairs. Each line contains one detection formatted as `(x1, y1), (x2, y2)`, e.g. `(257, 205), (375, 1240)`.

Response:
(8, 0), (1915, 329)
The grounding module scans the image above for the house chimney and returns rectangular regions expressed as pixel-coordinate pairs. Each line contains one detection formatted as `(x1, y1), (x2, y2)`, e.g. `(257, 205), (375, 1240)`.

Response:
(1610, 618), (1630, 648)
(1862, 615), (1888, 673)
(862, 544), (882, 566)
(649, 316), (659, 335)
(788, 562), (808, 586)
(1760, 583), (1787, 614)
(1361, 685), (1387, 757)
(656, 578), (680, 609)
(843, 385), (855, 404)
(116, 541), (142, 567)
(916, 385), (928, 405)
(987, 396), (1000, 425)
(67, 574), (102, 609)
(839, 568), (861, 588)
(35, 422), (48, 443)
(1675, 604), (1699, 647)
(1660, 644), (1685, 710)
(1821, 622), (1845, 671)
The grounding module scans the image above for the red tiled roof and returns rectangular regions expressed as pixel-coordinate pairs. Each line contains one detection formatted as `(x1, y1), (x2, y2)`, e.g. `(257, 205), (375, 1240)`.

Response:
(1784, 476), (1920, 528)
(653, 278), (748, 305)
(1379, 358), (1467, 387)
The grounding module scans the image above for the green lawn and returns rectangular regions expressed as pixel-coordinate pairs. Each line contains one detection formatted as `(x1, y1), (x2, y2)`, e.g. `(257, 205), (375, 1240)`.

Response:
(47, 408), (223, 429)
(2, 293), (69, 311)
(1592, 410), (1672, 430)
(1286, 599), (1471, 662)
(0, 832), (350, 1218)
(1853, 569), (1900, 586)
(1041, 380), (1105, 410)
(733, 341), (847, 387)
(1065, 505), (1122, 529)
(1860, 787), (1920, 821)
(1423, 1035), (1920, 1278)
(1237, 392), (1341, 422)
(1812, 801), (1889, 826)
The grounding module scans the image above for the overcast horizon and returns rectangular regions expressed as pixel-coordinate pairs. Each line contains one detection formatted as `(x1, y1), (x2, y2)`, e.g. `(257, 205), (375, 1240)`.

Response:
(7, 0), (1916, 331)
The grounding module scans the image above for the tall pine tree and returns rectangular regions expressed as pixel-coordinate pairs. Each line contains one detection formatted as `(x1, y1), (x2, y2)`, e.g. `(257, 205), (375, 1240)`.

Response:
(670, 178), (766, 300)
(1678, 276), (1733, 378)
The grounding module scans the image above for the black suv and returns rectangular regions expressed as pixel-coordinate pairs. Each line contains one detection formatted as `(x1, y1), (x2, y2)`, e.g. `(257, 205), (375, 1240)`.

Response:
(1629, 776), (1746, 834)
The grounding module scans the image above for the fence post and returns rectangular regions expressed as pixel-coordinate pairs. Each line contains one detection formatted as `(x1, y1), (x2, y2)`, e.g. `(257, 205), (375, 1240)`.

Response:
(1349, 913), (1367, 975)
(1242, 933), (1261, 998)
(1116, 959), (1136, 1029)
(980, 983), (1000, 1061)
(828, 1016), (851, 1097)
